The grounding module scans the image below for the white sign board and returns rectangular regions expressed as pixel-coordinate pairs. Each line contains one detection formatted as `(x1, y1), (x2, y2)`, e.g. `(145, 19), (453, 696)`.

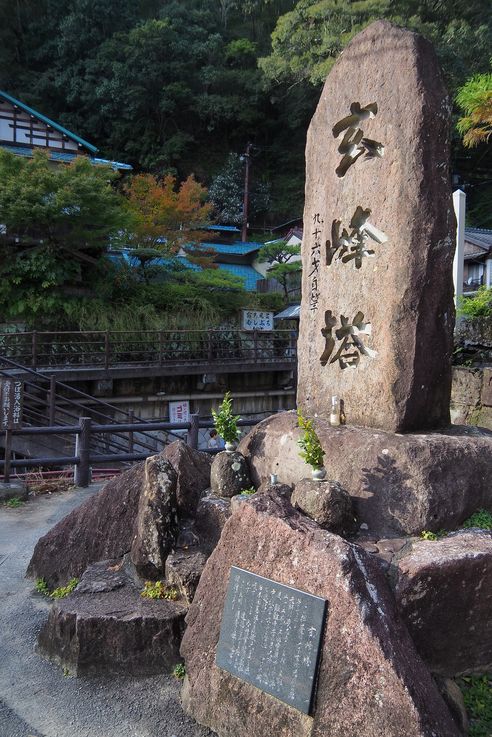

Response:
(169, 400), (190, 424)
(241, 310), (274, 332)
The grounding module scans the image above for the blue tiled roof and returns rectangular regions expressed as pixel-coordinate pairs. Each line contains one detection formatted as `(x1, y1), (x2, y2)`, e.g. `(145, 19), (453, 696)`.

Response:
(0, 90), (98, 153)
(1, 144), (132, 171)
(205, 224), (241, 233)
(217, 263), (263, 291)
(196, 241), (262, 255)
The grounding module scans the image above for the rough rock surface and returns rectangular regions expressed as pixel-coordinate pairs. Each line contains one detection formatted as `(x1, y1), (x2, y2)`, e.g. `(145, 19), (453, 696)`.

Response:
(393, 529), (492, 676)
(256, 480), (293, 499)
(239, 411), (492, 537)
(37, 560), (186, 676)
(163, 440), (212, 516)
(194, 494), (231, 554)
(181, 492), (459, 737)
(130, 456), (178, 579)
(0, 481), (28, 502)
(165, 549), (208, 605)
(297, 20), (454, 432)
(210, 451), (251, 498)
(291, 478), (356, 535)
(26, 463), (144, 587)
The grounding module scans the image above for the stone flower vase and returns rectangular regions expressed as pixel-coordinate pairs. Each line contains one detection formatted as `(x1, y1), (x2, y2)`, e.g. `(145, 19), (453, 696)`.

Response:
(311, 467), (327, 481)
(224, 441), (237, 453)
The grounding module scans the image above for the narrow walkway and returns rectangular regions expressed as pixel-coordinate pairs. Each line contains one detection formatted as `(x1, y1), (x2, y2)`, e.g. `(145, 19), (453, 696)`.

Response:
(0, 486), (215, 737)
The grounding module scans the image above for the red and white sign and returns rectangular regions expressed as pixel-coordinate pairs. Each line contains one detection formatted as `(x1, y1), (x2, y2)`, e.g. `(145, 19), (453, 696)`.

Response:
(169, 400), (190, 424)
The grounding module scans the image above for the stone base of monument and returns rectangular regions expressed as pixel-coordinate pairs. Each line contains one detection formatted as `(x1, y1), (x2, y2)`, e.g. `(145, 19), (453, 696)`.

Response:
(37, 559), (187, 676)
(181, 491), (461, 737)
(239, 410), (492, 539)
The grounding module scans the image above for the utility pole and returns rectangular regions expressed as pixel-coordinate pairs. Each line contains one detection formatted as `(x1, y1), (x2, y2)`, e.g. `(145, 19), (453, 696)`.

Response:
(241, 142), (252, 242)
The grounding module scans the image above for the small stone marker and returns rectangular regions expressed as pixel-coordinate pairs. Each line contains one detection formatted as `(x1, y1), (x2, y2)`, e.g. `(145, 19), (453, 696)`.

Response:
(297, 20), (455, 432)
(216, 566), (326, 714)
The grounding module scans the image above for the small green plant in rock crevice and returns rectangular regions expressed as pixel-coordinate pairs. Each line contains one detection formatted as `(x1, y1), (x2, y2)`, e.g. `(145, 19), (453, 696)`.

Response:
(240, 487), (256, 496)
(463, 509), (492, 530)
(297, 410), (325, 470)
(141, 580), (179, 600)
(50, 578), (79, 599)
(3, 496), (25, 508)
(172, 663), (186, 680)
(458, 674), (492, 737)
(420, 530), (447, 541)
(35, 578), (50, 596)
(212, 391), (240, 445)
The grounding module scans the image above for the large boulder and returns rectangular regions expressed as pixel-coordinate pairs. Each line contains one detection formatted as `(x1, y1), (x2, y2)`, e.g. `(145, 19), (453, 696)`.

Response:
(37, 560), (186, 676)
(210, 451), (251, 498)
(291, 478), (356, 535)
(393, 529), (492, 676)
(165, 549), (208, 605)
(27, 463), (144, 588)
(239, 411), (492, 538)
(163, 440), (212, 516)
(181, 492), (460, 737)
(130, 456), (178, 579)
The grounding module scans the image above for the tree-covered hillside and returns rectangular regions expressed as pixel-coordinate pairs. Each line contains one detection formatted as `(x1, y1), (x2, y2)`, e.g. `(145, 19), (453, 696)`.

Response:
(0, 0), (491, 222)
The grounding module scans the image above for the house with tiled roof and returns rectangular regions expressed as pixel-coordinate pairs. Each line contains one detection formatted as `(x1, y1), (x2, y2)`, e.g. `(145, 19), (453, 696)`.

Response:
(463, 227), (492, 293)
(0, 90), (131, 170)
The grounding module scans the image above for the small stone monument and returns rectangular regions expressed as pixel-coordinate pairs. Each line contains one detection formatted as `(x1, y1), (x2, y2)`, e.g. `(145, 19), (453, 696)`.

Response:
(297, 20), (455, 432)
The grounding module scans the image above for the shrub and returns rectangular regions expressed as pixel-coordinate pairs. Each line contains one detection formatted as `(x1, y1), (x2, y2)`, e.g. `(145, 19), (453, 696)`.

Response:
(463, 509), (492, 530)
(141, 581), (179, 600)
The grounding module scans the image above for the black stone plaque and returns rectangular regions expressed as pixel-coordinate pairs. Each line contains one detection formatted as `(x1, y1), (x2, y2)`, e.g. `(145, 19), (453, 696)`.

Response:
(216, 566), (327, 714)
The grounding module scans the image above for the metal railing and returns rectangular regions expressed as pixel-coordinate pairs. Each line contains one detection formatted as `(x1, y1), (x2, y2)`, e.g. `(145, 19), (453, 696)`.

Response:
(0, 415), (259, 486)
(0, 329), (296, 370)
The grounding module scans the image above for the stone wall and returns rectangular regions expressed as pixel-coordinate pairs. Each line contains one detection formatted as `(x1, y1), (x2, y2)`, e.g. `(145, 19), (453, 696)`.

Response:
(451, 365), (492, 429)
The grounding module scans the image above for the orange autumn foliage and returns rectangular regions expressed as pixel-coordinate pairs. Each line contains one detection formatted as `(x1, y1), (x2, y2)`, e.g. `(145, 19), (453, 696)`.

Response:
(124, 173), (212, 252)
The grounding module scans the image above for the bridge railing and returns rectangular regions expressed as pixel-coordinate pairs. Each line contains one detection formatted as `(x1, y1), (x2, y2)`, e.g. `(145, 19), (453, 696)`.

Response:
(0, 329), (296, 369)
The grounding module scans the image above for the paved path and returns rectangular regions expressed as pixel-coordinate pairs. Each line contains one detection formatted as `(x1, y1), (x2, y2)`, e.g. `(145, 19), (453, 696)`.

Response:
(0, 487), (215, 737)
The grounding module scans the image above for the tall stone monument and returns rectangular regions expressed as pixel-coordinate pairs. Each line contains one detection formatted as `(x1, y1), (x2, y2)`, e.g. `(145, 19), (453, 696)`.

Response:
(297, 20), (455, 432)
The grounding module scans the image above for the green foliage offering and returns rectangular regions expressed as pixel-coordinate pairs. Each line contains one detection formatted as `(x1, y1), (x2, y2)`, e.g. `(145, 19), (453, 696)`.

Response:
(463, 509), (492, 530)
(3, 496), (25, 508)
(212, 392), (240, 444)
(50, 578), (79, 599)
(458, 288), (492, 319)
(297, 410), (325, 470)
(459, 674), (492, 737)
(35, 578), (49, 596)
(172, 663), (186, 680)
(140, 581), (179, 600)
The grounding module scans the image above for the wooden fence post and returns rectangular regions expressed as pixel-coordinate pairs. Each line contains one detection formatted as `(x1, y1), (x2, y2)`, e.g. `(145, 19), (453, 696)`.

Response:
(3, 427), (12, 483)
(128, 409), (134, 453)
(104, 332), (110, 371)
(31, 331), (38, 369)
(74, 416), (92, 487)
(187, 412), (199, 450)
(48, 375), (56, 426)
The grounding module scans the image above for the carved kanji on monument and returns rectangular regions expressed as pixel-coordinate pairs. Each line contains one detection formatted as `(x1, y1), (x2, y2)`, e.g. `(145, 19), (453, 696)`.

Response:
(297, 21), (455, 432)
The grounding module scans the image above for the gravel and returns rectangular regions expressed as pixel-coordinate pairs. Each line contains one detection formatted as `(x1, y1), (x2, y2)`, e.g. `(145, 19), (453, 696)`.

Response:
(0, 485), (216, 737)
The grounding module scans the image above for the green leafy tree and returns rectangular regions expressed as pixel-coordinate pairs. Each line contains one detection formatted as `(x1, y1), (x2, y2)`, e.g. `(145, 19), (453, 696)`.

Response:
(258, 240), (301, 300)
(0, 149), (126, 323)
(209, 153), (270, 225)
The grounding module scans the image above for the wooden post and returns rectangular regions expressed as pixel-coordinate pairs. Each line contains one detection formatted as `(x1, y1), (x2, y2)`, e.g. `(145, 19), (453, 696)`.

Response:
(31, 331), (38, 369)
(48, 375), (56, 426)
(74, 417), (91, 487)
(128, 409), (134, 453)
(3, 427), (12, 483)
(104, 332), (110, 371)
(159, 331), (164, 365)
(187, 412), (199, 450)
(208, 330), (213, 362)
